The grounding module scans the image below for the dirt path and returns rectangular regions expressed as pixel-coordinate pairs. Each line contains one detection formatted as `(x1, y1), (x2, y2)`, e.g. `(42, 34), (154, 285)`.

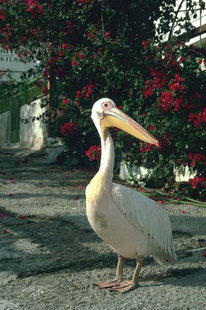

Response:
(0, 148), (205, 310)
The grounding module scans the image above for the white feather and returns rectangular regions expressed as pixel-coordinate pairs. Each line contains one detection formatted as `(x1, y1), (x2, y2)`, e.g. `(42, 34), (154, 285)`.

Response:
(111, 183), (175, 257)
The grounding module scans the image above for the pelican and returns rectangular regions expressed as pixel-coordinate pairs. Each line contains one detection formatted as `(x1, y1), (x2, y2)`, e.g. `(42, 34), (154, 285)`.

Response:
(86, 98), (176, 293)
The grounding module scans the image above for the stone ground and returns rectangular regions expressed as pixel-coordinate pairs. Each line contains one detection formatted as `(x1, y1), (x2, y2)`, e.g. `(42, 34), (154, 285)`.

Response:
(0, 148), (205, 310)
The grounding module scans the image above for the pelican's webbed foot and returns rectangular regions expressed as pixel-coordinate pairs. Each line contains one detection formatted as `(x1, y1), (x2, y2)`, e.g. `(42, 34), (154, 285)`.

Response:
(94, 278), (123, 289)
(109, 280), (139, 293)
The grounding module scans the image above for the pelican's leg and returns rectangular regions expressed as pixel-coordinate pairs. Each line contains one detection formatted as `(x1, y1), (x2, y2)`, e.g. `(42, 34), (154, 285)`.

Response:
(94, 255), (125, 288)
(110, 257), (144, 293)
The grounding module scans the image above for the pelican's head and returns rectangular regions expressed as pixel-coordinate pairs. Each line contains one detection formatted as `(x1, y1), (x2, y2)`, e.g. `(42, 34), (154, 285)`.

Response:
(91, 98), (159, 146)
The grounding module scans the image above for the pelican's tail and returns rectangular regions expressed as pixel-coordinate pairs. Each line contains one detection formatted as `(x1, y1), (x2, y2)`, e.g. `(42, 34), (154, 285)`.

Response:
(153, 250), (177, 265)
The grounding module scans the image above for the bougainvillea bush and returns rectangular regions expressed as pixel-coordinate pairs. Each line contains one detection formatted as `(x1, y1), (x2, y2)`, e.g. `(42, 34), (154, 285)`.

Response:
(0, 0), (166, 158)
(128, 40), (206, 198)
(0, 0), (205, 198)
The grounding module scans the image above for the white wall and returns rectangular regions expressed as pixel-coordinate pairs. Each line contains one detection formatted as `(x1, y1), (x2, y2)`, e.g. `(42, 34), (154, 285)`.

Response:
(20, 99), (47, 150)
(0, 111), (10, 146)
(156, 0), (206, 47)
(119, 161), (196, 184)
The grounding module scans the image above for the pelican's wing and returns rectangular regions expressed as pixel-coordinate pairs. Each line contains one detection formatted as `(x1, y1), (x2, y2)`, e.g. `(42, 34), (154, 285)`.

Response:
(111, 183), (174, 255)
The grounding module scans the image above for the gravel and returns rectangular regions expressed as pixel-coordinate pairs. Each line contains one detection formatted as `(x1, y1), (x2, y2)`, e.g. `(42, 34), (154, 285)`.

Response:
(0, 148), (205, 310)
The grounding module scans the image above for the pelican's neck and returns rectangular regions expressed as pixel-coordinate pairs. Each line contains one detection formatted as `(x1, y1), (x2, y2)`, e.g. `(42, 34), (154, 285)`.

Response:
(99, 130), (114, 181)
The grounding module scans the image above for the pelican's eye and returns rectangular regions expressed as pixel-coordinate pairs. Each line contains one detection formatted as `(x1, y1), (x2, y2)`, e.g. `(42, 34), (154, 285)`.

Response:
(102, 101), (113, 111)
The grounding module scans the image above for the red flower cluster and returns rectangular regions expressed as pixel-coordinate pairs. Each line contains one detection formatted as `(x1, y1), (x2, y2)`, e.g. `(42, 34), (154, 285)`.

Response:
(188, 153), (206, 167)
(146, 124), (156, 131)
(43, 56), (61, 79)
(158, 74), (185, 111)
(0, 9), (7, 20)
(85, 145), (101, 161)
(104, 32), (111, 39)
(63, 98), (71, 104)
(25, 0), (44, 14)
(87, 28), (98, 41)
(188, 108), (206, 127)
(76, 0), (92, 3)
(1, 25), (13, 48)
(168, 74), (185, 93)
(66, 21), (74, 33)
(186, 92), (203, 109)
(158, 133), (172, 151)
(139, 143), (153, 153)
(71, 58), (79, 67)
(141, 40), (149, 48)
(60, 43), (72, 50)
(75, 83), (95, 99)
(188, 177), (206, 189)
(43, 86), (49, 95)
(71, 52), (86, 67)
(60, 122), (77, 136)
(163, 44), (180, 70)
(158, 91), (184, 112)
(83, 83), (95, 97)
(143, 69), (166, 98)
(75, 52), (86, 59)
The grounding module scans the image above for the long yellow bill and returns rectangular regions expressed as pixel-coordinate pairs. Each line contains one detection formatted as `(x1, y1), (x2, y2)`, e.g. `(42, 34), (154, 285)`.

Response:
(101, 107), (159, 147)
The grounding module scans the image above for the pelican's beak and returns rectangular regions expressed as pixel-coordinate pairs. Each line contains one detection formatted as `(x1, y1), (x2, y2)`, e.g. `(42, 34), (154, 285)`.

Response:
(101, 107), (159, 146)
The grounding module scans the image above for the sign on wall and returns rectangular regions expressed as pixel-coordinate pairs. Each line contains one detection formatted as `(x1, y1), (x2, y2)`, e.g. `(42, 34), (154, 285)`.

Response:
(0, 47), (36, 82)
